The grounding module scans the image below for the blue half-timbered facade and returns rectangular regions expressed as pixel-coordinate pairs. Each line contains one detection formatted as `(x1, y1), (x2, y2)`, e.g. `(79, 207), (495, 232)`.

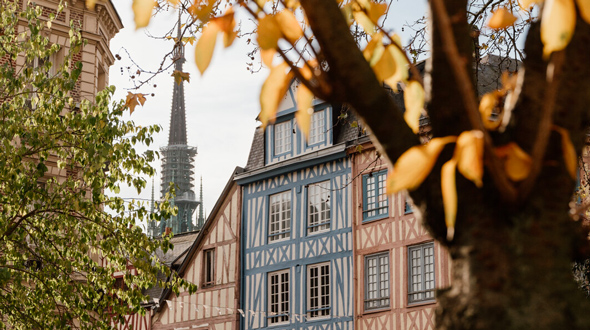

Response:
(236, 81), (357, 330)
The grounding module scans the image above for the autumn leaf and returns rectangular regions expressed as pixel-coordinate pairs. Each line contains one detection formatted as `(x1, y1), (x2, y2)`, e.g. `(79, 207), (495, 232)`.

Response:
(353, 11), (376, 35)
(261, 49), (276, 68)
(258, 15), (282, 50)
(575, 0), (590, 23)
(295, 84), (314, 140)
(368, 2), (388, 23)
(553, 125), (578, 179)
(167, 0), (180, 6)
(341, 4), (355, 26)
(383, 35), (409, 92)
(519, 0), (542, 9)
(171, 70), (190, 85)
(85, 0), (96, 10)
(454, 130), (484, 187)
(495, 142), (532, 181)
(259, 62), (293, 128)
(387, 136), (457, 193)
(403, 80), (424, 134)
(363, 33), (385, 66)
(488, 7), (518, 29)
(125, 92), (146, 114)
(132, 0), (156, 29)
(541, 0), (576, 59)
(195, 22), (220, 75)
(479, 91), (502, 130)
(276, 10), (304, 44)
(441, 159), (458, 241)
(188, 0), (216, 23)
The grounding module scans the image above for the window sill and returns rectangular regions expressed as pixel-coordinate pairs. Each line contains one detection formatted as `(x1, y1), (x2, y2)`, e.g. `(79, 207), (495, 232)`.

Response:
(305, 315), (331, 323)
(361, 214), (389, 224)
(267, 235), (291, 244)
(362, 306), (391, 315)
(407, 299), (436, 308)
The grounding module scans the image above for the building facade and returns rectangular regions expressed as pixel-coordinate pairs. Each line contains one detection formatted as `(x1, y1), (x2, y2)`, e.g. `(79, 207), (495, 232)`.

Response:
(151, 169), (243, 330)
(236, 83), (357, 330)
(350, 139), (452, 330)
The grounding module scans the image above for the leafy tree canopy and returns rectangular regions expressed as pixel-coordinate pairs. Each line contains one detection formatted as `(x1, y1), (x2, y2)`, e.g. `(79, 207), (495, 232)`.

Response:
(0, 1), (195, 329)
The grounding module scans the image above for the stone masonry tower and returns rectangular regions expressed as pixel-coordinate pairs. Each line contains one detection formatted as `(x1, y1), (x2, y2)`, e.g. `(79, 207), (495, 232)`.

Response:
(159, 17), (199, 235)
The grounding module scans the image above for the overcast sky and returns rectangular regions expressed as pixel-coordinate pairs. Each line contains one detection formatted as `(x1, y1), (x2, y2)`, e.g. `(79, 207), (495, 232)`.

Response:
(108, 1), (427, 228)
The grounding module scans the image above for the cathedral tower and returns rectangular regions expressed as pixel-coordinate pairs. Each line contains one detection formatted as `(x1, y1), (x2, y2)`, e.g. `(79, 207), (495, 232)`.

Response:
(159, 17), (199, 235)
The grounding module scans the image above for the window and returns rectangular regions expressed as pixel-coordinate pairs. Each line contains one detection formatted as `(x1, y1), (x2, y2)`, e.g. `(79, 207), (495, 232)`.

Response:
(274, 121), (292, 156)
(203, 248), (215, 287)
(404, 200), (413, 214)
(408, 242), (435, 303)
(307, 181), (330, 234)
(268, 269), (289, 325)
(309, 110), (325, 145)
(268, 191), (291, 242)
(362, 170), (388, 221)
(365, 252), (390, 310)
(307, 262), (330, 319)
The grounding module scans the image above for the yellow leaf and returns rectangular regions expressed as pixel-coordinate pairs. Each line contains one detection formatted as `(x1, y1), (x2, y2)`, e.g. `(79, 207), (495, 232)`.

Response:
(214, 9), (235, 34)
(519, 0), (543, 9)
(362, 33), (384, 67)
(479, 91), (502, 130)
(341, 4), (354, 27)
(137, 93), (146, 106)
(261, 49), (276, 68)
(259, 62), (294, 128)
(372, 46), (395, 81)
(368, 2), (388, 23)
(171, 70), (190, 85)
(276, 10), (304, 44)
(285, 0), (300, 8)
(132, 0), (156, 29)
(576, 0), (590, 24)
(86, 0), (96, 10)
(495, 142), (532, 181)
(387, 136), (457, 193)
(403, 80), (424, 134)
(383, 35), (409, 92)
(454, 130), (484, 187)
(299, 59), (318, 80)
(224, 30), (237, 48)
(441, 159), (457, 241)
(541, 0), (576, 59)
(553, 125), (578, 179)
(188, 1), (216, 23)
(166, 0), (180, 6)
(258, 15), (281, 50)
(352, 11), (376, 35)
(488, 7), (518, 29)
(195, 22), (220, 75)
(295, 84), (314, 140)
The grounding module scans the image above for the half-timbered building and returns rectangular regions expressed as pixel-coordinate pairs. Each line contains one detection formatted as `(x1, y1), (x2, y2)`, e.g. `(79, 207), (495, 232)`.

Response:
(149, 168), (244, 330)
(236, 82), (357, 330)
(350, 137), (452, 330)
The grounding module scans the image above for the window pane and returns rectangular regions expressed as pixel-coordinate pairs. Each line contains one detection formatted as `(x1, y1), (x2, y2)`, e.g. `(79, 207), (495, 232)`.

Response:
(365, 253), (389, 310)
(307, 181), (331, 234)
(269, 191), (291, 242)
(408, 243), (435, 303)
(308, 263), (330, 318)
(363, 171), (389, 220)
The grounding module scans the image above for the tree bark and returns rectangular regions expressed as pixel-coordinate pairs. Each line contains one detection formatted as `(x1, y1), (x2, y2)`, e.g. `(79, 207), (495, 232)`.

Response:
(299, 0), (590, 329)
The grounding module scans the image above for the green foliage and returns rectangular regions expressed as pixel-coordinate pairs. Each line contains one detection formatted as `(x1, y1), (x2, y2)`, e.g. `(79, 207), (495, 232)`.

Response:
(0, 1), (196, 329)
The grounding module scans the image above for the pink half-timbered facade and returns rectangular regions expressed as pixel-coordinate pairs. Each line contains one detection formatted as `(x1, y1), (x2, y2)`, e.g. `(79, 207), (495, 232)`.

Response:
(350, 139), (452, 330)
(150, 169), (243, 330)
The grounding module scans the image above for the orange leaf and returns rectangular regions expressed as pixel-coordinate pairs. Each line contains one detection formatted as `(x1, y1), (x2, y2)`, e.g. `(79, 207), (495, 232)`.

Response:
(261, 49), (276, 68)
(479, 91), (502, 131)
(519, 0), (543, 9)
(387, 136), (457, 193)
(258, 15), (281, 50)
(454, 130), (484, 187)
(383, 35), (409, 92)
(132, 0), (156, 29)
(576, 0), (590, 24)
(259, 62), (293, 128)
(441, 159), (458, 241)
(295, 84), (314, 140)
(195, 22), (220, 75)
(171, 70), (190, 85)
(352, 11), (376, 35)
(553, 125), (578, 179)
(495, 142), (532, 181)
(86, 0), (96, 10)
(368, 2), (388, 23)
(125, 92), (146, 114)
(488, 7), (518, 29)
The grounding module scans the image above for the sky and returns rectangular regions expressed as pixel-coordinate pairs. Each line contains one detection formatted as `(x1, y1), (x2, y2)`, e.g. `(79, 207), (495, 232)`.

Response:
(108, 1), (428, 227)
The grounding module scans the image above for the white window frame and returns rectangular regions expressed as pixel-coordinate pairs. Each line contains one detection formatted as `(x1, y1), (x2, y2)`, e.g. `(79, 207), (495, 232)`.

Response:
(308, 110), (325, 145)
(307, 262), (330, 319)
(307, 181), (331, 234)
(268, 269), (290, 325)
(274, 120), (292, 156)
(364, 252), (390, 311)
(362, 170), (389, 221)
(408, 242), (436, 304)
(268, 191), (291, 242)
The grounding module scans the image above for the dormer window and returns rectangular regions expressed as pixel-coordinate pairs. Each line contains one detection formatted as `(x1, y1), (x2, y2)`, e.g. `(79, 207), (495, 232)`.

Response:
(309, 110), (325, 145)
(274, 120), (292, 156)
